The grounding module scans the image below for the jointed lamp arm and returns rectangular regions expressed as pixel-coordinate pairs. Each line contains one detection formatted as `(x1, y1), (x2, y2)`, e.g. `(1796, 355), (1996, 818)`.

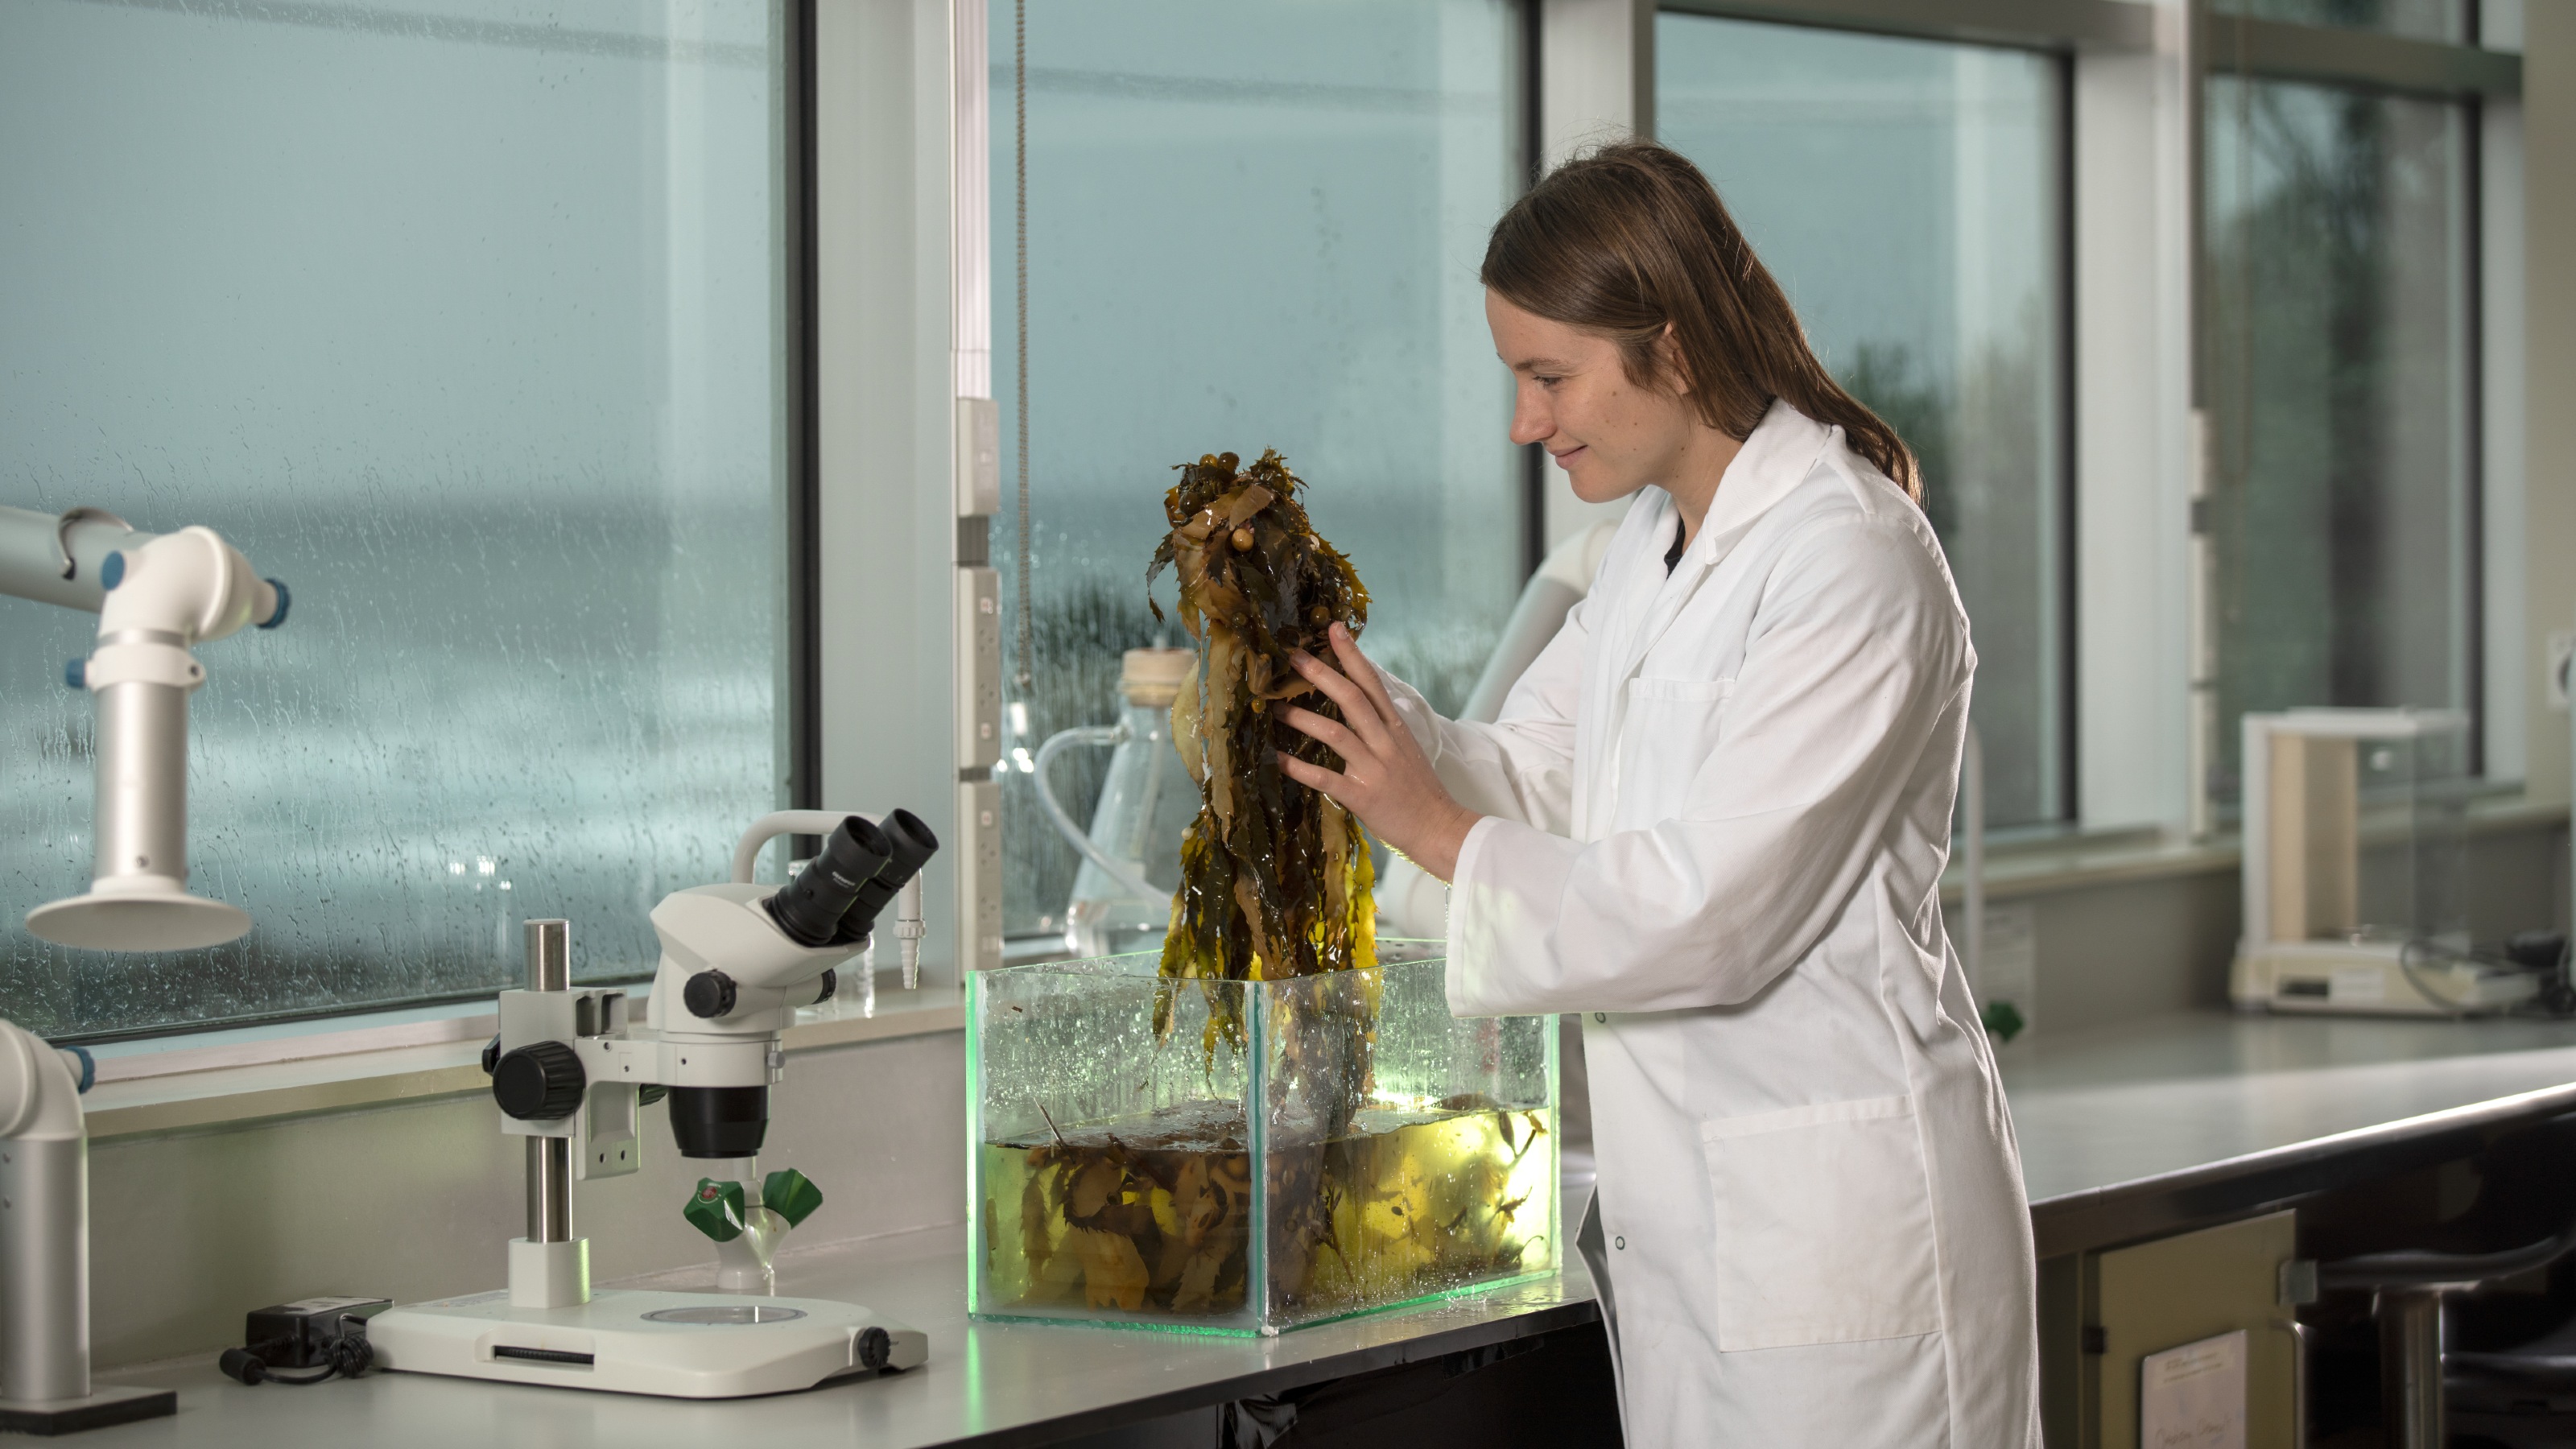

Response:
(1, 503), (287, 952)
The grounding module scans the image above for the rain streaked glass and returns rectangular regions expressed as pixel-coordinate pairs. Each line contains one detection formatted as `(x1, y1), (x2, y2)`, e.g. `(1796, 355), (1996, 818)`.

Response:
(0, 0), (791, 1038)
(991, 0), (1526, 939)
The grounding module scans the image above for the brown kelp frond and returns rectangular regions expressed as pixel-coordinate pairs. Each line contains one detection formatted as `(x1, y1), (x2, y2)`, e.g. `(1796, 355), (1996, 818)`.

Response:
(1150, 451), (1377, 1009)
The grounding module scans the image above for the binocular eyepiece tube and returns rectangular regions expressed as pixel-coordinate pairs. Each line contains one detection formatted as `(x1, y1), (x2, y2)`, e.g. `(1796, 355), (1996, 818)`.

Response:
(761, 810), (940, 948)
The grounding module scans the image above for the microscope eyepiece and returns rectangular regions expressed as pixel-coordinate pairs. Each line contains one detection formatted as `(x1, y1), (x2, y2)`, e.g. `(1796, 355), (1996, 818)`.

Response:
(833, 809), (940, 944)
(762, 815), (891, 947)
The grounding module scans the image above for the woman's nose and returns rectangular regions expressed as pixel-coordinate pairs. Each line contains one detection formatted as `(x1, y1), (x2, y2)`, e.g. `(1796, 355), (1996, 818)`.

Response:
(1509, 388), (1552, 448)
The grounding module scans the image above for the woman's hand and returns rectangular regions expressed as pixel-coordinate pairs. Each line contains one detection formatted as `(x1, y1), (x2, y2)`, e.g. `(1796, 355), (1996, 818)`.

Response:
(1277, 623), (1482, 883)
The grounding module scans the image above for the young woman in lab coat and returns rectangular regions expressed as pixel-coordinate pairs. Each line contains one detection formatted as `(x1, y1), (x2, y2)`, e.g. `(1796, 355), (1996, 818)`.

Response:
(1278, 142), (2041, 1446)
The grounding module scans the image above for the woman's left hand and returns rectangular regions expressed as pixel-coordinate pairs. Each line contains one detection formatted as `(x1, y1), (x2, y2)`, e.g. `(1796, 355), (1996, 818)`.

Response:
(1277, 623), (1482, 883)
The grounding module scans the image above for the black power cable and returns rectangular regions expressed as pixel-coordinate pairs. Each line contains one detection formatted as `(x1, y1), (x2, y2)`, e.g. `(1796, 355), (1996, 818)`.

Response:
(217, 1299), (386, 1387)
(218, 1332), (372, 1387)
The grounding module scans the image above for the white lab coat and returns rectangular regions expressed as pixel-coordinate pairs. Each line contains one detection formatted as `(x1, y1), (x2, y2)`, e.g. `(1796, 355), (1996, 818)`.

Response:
(1383, 402), (2040, 1447)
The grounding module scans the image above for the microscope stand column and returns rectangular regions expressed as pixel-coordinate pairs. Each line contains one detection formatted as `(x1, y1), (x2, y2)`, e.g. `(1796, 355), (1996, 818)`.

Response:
(509, 922), (589, 1311)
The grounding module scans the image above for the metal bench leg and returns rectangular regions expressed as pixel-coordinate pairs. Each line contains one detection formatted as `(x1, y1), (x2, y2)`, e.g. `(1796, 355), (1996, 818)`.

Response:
(2379, 1288), (2447, 1449)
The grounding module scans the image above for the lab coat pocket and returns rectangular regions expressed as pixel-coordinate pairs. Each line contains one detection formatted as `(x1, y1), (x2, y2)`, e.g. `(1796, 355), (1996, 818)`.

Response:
(1701, 1095), (1945, 1352)
(1614, 675), (1733, 799)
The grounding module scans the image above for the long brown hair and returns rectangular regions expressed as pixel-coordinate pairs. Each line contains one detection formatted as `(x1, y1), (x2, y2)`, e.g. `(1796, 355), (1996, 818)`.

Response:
(1481, 140), (1921, 504)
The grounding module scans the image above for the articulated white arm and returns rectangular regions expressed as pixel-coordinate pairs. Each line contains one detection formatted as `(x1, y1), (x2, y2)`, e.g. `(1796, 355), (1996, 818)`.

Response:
(3, 504), (287, 952)
(0, 1020), (93, 1404)
(0, 505), (153, 613)
(93, 526), (280, 648)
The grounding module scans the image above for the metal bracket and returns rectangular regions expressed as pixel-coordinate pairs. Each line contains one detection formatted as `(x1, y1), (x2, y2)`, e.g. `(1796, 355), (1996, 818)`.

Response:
(2264, 1316), (2310, 1449)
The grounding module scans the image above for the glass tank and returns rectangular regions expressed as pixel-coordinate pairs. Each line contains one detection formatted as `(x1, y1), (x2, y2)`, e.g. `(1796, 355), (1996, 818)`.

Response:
(968, 943), (1558, 1335)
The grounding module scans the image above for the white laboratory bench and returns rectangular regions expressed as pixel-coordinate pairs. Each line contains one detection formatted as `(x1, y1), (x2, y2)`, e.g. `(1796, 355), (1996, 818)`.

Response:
(71, 1009), (2576, 1447)
(2004, 1011), (2576, 1258)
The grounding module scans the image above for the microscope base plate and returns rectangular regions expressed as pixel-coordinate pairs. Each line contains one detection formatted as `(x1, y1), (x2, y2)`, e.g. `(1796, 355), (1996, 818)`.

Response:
(0, 1385), (176, 1435)
(369, 1288), (927, 1399)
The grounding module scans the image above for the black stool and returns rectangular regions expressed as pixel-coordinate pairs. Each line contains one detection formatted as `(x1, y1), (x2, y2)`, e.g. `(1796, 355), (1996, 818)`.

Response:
(2447, 1310), (2576, 1447)
(2319, 1215), (2576, 1448)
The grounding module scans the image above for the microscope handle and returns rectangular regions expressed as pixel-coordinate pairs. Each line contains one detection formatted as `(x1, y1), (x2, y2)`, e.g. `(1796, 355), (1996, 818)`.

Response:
(729, 811), (878, 885)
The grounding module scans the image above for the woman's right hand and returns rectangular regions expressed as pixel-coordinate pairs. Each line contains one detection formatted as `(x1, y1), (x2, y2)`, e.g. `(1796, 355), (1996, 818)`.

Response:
(1276, 624), (1482, 883)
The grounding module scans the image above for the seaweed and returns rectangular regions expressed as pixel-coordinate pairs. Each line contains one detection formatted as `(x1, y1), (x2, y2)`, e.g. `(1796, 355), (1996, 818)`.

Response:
(1146, 451), (1378, 1049)
(980, 1101), (1554, 1323)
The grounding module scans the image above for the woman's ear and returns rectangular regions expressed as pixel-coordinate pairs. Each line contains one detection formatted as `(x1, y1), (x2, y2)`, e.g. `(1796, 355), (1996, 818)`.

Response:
(1656, 322), (1693, 396)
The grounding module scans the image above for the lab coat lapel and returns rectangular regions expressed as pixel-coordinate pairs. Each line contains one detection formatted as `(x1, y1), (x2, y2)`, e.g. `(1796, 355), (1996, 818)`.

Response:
(1582, 406), (1838, 840)
(1573, 501), (1674, 840)
(1609, 402), (1837, 691)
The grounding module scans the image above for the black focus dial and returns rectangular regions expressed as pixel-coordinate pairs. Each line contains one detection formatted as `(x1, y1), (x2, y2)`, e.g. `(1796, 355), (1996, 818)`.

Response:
(492, 1042), (586, 1121)
(683, 970), (738, 1020)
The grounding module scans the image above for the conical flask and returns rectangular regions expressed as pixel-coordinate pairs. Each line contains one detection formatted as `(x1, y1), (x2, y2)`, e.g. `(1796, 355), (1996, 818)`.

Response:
(1035, 648), (1198, 957)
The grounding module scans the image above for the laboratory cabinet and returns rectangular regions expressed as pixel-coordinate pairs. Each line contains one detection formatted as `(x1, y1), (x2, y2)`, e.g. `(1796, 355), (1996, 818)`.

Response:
(2040, 1211), (2302, 1448)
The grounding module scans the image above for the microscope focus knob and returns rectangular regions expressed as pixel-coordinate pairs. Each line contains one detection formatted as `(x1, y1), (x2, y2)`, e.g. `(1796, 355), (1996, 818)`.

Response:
(492, 1041), (587, 1121)
(683, 970), (738, 1020)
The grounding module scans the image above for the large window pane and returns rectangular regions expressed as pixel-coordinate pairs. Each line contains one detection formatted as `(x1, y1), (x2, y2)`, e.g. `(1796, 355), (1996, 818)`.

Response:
(0, 1), (791, 1038)
(2204, 76), (2475, 806)
(993, 0), (1525, 943)
(1658, 15), (2069, 828)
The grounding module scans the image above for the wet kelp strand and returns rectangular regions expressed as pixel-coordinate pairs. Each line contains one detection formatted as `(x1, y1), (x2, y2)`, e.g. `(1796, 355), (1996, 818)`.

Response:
(1147, 450), (1377, 1046)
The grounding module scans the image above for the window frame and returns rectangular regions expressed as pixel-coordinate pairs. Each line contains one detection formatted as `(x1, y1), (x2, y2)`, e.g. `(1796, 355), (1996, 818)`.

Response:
(27, 0), (2531, 1053)
(2194, 4), (2516, 820)
(2198, 36), (2490, 803)
(1653, 0), (2087, 832)
(1650, 0), (2521, 839)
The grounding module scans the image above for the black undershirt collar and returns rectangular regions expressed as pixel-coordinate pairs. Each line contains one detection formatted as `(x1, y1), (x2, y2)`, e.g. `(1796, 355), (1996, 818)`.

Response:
(1663, 515), (1686, 575)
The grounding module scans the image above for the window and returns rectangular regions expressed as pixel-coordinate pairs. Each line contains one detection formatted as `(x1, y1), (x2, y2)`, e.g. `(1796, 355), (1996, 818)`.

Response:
(992, 0), (1528, 945)
(0, 1), (796, 1038)
(1657, 14), (2071, 830)
(2212, 0), (2471, 45)
(2202, 72), (2478, 807)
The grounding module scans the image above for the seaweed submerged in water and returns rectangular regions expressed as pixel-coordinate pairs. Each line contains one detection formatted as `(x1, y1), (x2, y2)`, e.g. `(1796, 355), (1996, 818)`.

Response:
(967, 452), (1548, 1331)
(1147, 450), (1377, 1031)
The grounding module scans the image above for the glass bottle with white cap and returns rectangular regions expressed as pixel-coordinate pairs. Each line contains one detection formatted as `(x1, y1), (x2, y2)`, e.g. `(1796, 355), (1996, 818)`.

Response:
(1034, 646), (1199, 957)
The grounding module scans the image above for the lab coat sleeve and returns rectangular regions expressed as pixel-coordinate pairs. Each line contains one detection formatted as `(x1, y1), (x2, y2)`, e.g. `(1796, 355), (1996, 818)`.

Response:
(1447, 513), (1965, 1016)
(1373, 595), (1587, 836)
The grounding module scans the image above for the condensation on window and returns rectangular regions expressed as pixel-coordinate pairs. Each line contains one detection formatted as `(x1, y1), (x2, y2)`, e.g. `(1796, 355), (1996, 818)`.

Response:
(989, 0), (1527, 940)
(0, 0), (790, 1038)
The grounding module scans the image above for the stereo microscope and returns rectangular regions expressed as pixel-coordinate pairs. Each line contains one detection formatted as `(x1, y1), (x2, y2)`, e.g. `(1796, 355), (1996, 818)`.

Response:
(369, 809), (939, 1398)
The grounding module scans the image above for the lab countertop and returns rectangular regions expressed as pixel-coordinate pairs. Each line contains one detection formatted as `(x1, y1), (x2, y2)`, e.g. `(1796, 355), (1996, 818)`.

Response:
(79, 1010), (2576, 1447)
(87, 1224), (1602, 1449)
(2005, 1011), (2576, 1255)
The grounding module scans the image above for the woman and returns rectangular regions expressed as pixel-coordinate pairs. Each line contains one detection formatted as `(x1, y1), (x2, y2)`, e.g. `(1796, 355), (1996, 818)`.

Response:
(1278, 142), (2041, 1445)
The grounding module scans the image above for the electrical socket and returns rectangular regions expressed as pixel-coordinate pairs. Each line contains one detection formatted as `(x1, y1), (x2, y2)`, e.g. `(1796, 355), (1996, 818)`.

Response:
(2549, 630), (2574, 712)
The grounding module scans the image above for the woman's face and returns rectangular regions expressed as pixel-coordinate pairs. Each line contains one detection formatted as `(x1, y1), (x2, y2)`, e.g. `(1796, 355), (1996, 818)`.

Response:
(1485, 290), (1699, 507)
